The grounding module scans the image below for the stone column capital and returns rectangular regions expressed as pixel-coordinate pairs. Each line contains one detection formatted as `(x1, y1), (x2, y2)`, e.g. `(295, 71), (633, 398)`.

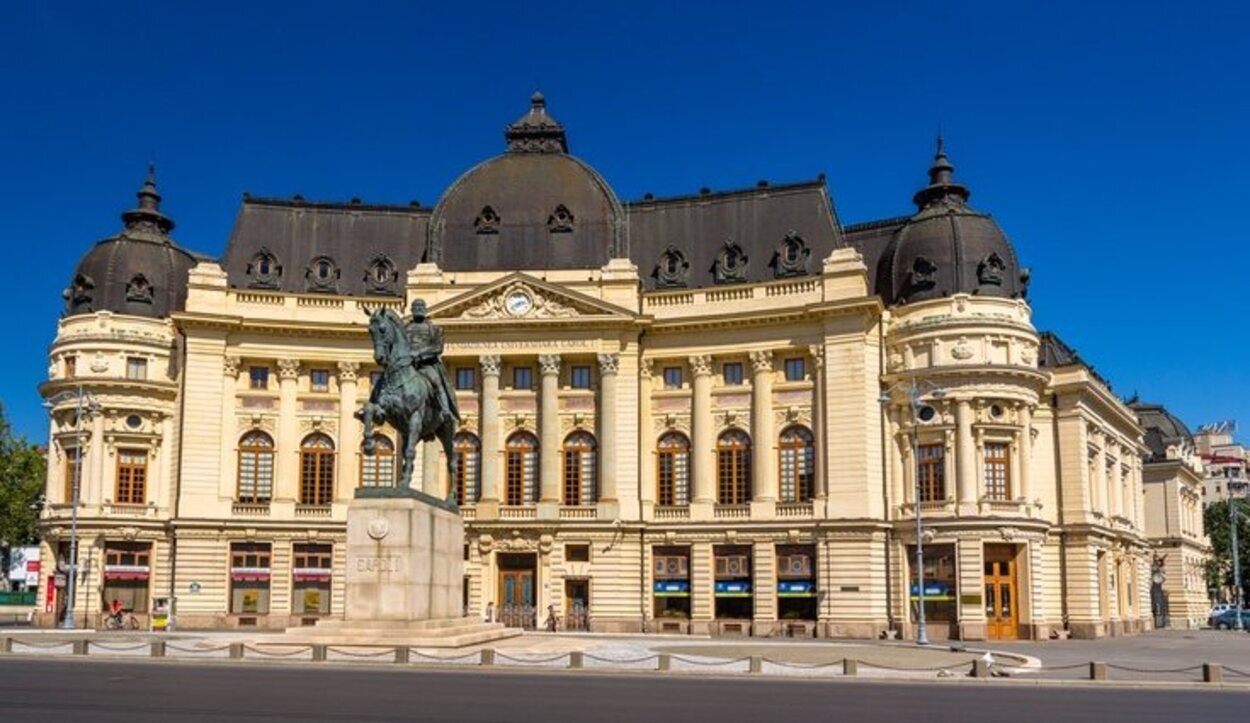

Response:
(223, 355), (241, 377)
(750, 350), (773, 373)
(479, 354), (502, 377)
(538, 354), (562, 376)
(640, 358), (654, 379)
(807, 344), (825, 368)
(277, 358), (300, 380)
(688, 355), (713, 377)
(336, 361), (360, 381)
(596, 353), (620, 376)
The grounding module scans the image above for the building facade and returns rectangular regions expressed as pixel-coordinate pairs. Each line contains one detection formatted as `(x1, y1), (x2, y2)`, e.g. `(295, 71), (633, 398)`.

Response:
(38, 95), (1159, 639)
(1195, 422), (1248, 503)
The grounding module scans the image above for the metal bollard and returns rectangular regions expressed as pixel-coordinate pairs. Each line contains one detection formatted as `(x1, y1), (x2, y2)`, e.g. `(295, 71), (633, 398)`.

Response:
(0, 637), (11, 654)
(842, 658), (858, 677)
(394, 646), (410, 664)
(1203, 663), (1223, 684)
(228, 643), (245, 660)
(658, 653), (671, 671)
(311, 644), (327, 662)
(749, 656), (763, 674)
(973, 659), (990, 678)
(72, 640), (89, 656)
(1090, 661), (1107, 681)
(480, 648), (495, 666)
(569, 651), (584, 669)
(150, 641), (166, 658)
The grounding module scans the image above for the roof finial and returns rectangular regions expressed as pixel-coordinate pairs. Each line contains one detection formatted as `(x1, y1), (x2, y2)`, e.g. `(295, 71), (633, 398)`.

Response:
(506, 91), (567, 153)
(531, 89), (545, 109)
(121, 164), (175, 235)
(911, 133), (969, 210)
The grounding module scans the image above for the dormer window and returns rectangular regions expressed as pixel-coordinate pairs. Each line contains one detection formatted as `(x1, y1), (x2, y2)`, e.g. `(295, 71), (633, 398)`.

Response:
(64, 272), (95, 311)
(713, 239), (749, 284)
(305, 256), (340, 293)
(770, 231), (810, 278)
(125, 273), (154, 304)
(364, 255), (398, 295)
(548, 204), (574, 233)
(246, 248), (282, 289)
(977, 252), (1006, 286)
(654, 245), (690, 288)
(475, 206), (501, 234)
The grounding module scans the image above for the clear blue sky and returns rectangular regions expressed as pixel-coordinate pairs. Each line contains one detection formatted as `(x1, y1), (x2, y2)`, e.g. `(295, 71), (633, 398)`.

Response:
(2, 1), (1246, 442)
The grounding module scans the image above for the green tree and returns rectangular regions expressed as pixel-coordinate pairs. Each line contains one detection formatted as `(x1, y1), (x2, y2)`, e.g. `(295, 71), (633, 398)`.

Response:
(0, 404), (47, 581)
(1204, 498), (1250, 604)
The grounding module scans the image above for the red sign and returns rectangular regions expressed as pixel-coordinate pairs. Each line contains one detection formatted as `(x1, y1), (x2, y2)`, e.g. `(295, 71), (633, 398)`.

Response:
(44, 576), (55, 614)
(26, 561), (40, 573)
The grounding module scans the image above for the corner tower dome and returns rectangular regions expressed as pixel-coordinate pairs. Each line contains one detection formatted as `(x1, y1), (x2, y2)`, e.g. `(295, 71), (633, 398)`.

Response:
(1129, 399), (1196, 462)
(63, 166), (199, 319)
(882, 138), (1028, 305)
(427, 93), (626, 271)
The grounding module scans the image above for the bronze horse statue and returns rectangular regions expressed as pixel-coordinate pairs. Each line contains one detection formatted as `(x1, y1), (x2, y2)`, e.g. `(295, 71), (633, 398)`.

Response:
(357, 307), (457, 496)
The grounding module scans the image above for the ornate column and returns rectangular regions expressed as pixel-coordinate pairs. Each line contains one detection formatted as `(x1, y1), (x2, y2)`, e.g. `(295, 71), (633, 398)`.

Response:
(750, 350), (776, 505)
(597, 353), (620, 504)
(689, 355), (714, 508)
(538, 354), (562, 506)
(222, 356), (241, 500)
(955, 399), (976, 513)
(1018, 405), (1033, 504)
(477, 355), (502, 518)
(639, 360), (656, 511)
(336, 362), (359, 498)
(808, 345), (826, 501)
(276, 358), (300, 502)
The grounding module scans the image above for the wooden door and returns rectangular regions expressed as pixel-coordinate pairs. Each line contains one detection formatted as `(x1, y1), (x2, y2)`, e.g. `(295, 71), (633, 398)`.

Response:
(984, 547), (1018, 640)
(498, 569), (536, 628)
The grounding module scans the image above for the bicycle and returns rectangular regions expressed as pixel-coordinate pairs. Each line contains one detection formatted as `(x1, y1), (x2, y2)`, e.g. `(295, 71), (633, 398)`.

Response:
(104, 610), (140, 630)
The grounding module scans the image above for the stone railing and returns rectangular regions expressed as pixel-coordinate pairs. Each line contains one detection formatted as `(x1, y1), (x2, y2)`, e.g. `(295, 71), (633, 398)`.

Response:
(294, 504), (332, 519)
(500, 506), (536, 520)
(776, 501), (814, 518)
(459, 506), (477, 521)
(714, 504), (750, 520)
(653, 506), (690, 521)
(231, 290), (403, 318)
(559, 506), (597, 520)
(980, 499), (1028, 516)
(644, 276), (821, 312)
(232, 502), (271, 517)
(102, 503), (160, 518)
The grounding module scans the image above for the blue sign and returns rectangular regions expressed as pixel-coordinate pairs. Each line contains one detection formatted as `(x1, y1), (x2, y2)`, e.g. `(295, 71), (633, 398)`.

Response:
(909, 582), (953, 600)
(714, 580), (751, 597)
(777, 580), (816, 597)
(653, 580), (690, 597)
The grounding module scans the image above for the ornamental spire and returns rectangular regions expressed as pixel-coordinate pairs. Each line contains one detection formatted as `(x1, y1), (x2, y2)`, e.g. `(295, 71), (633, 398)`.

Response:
(120, 164), (176, 235)
(504, 91), (569, 154)
(911, 135), (971, 210)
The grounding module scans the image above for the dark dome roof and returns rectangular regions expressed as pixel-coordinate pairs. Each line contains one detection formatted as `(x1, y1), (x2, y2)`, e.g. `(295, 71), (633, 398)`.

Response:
(880, 140), (1028, 305)
(63, 167), (199, 319)
(1129, 399), (1194, 462)
(427, 94), (625, 271)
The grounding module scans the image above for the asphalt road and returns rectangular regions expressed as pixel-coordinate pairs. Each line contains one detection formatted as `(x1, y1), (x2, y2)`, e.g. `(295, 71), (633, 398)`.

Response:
(0, 658), (1246, 722)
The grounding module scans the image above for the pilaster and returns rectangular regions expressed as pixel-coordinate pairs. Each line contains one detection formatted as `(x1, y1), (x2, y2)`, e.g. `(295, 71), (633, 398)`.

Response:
(477, 355), (501, 519)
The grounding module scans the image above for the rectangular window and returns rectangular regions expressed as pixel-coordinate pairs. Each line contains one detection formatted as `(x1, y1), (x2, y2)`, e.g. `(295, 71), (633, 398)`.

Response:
(722, 362), (743, 385)
(126, 357), (148, 381)
(983, 442), (1010, 501)
(102, 542), (151, 614)
(310, 369), (330, 392)
(63, 447), (82, 502)
(917, 443), (946, 503)
(662, 367), (682, 390)
(230, 542), (272, 615)
(907, 543), (956, 623)
(455, 367), (476, 390)
(565, 544), (591, 563)
(652, 546), (691, 620)
(513, 366), (533, 390)
(784, 358), (806, 382)
(64, 355), (76, 378)
(249, 366), (270, 390)
(570, 365), (592, 390)
(292, 543), (333, 615)
(115, 448), (147, 505)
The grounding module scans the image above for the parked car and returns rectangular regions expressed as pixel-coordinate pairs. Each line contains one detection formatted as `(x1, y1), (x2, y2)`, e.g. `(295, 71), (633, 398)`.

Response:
(1209, 608), (1250, 630)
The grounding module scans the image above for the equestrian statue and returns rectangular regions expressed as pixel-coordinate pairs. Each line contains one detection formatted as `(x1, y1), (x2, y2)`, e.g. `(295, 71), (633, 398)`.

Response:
(357, 299), (460, 496)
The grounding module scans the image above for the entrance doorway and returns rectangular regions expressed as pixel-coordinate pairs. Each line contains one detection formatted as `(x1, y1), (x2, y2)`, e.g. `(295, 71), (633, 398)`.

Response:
(984, 544), (1019, 640)
(497, 553), (536, 629)
(564, 579), (590, 631)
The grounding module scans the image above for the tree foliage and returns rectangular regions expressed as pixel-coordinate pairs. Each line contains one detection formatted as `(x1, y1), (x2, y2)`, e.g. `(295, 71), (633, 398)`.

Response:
(1204, 498), (1250, 604)
(0, 403), (46, 549)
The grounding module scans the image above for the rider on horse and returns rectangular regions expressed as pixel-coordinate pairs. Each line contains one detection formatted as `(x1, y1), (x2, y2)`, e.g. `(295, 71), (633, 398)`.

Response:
(403, 299), (459, 436)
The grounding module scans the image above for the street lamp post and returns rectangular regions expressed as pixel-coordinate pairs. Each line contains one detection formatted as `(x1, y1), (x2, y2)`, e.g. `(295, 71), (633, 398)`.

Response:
(1231, 480), (1247, 631)
(881, 379), (946, 646)
(44, 385), (98, 630)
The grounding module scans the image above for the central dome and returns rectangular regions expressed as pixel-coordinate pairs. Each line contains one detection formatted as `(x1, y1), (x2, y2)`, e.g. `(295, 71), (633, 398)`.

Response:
(427, 94), (625, 271)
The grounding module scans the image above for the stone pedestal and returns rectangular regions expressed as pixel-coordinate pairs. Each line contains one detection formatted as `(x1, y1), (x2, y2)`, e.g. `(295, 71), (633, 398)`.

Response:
(266, 488), (518, 648)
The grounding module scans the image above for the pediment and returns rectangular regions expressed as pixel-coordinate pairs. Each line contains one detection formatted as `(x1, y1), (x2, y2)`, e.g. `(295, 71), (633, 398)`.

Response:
(429, 273), (637, 323)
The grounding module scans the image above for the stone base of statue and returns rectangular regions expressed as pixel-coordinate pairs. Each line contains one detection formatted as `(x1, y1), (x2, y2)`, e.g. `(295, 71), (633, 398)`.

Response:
(265, 488), (518, 648)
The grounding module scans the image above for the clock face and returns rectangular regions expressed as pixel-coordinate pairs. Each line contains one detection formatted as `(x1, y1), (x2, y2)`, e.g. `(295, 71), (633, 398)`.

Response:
(505, 291), (533, 317)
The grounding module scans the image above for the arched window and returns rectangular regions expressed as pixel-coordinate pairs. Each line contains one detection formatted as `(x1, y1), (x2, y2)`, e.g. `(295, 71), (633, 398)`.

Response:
(237, 431), (274, 504)
(359, 435), (395, 488)
(246, 247), (282, 289)
(300, 433), (335, 506)
(505, 432), (539, 506)
(657, 432), (690, 506)
(717, 429), (751, 504)
(562, 431), (597, 506)
(778, 426), (815, 502)
(305, 256), (339, 293)
(453, 432), (481, 505)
